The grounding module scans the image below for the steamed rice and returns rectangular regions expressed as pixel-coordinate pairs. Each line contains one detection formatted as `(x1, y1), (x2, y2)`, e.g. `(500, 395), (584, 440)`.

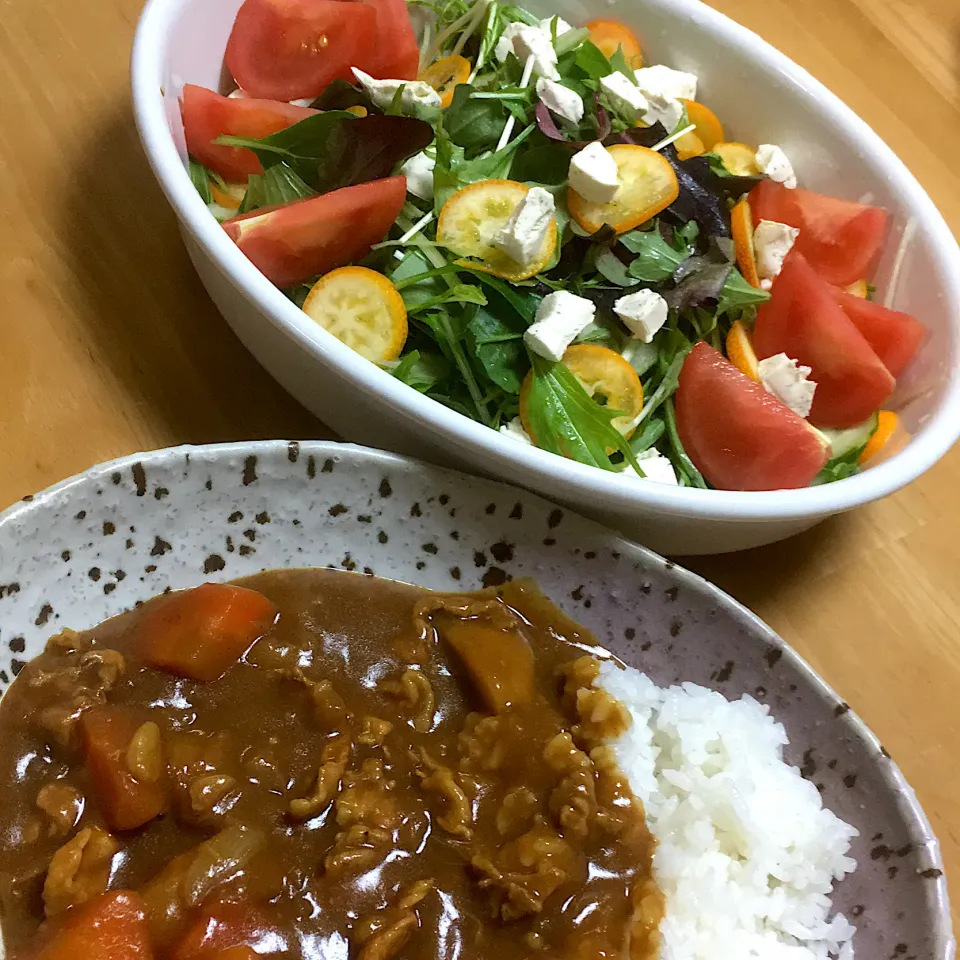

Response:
(596, 660), (858, 960)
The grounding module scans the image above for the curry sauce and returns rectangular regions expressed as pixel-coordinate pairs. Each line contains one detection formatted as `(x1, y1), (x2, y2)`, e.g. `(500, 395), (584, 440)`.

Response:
(0, 569), (661, 959)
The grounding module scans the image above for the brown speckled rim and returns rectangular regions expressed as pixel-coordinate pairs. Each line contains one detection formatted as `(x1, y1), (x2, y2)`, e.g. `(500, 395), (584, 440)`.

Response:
(0, 440), (952, 959)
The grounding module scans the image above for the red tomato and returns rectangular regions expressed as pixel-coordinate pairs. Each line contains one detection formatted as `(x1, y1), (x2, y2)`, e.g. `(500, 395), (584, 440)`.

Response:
(24, 892), (153, 960)
(138, 583), (277, 682)
(749, 179), (888, 287)
(833, 288), (926, 378)
(79, 707), (167, 831)
(222, 175), (407, 287)
(172, 904), (284, 959)
(675, 343), (829, 491)
(357, 0), (420, 79)
(182, 84), (316, 182)
(753, 252), (895, 427)
(226, 0), (378, 100)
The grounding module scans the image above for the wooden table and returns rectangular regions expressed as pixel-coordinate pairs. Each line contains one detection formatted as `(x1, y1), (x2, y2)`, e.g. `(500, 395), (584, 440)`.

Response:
(1, 0), (958, 934)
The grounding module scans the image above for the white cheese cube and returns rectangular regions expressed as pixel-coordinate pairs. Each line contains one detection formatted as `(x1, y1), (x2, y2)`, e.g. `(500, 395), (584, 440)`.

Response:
(621, 455), (679, 486)
(524, 292), (597, 362)
(400, 150), (435, 201)
(758, 353), (817, 418)
(538, 15), (574, 38)
(641, 93), (684, 133)
(569, 142), (620, 204)
(497, 17), (574, 62)
(756, 143), (798, 189)
(634, 65), (698, 101)
(351, 68), (441, 113)
(499, 417), (533, 445)
(493, 187), (555, 265)
(613, 289), (669, 343)
(754, 219), (800, 290)
(536, 77), (584, 124)
(495, 22), (526, 61)
(599, 72), (649, 120)
(510, 24), (560, 80)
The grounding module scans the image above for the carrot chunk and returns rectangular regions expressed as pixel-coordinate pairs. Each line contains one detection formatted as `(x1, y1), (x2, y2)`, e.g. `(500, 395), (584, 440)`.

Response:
(24, 891), (154, 960)
(138, 583), (277, 681)
(79, 707), (167, 831)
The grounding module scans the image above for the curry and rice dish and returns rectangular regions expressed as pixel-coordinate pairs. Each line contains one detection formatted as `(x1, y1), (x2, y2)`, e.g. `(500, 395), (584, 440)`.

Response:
(0, 571), (661, 960)
(0, 569), (859, 960)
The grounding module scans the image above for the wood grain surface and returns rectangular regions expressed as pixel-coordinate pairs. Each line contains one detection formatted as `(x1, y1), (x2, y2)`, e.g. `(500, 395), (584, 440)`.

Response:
(0, 0), (958, 937)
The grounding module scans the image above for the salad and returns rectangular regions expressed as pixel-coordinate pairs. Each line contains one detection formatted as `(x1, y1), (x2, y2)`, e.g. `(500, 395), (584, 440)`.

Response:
(182, 0), (926, 491)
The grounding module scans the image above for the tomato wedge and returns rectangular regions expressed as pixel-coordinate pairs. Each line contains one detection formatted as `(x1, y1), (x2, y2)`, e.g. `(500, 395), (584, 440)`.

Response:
(749, 179), (888, 287)
(138, 582), (277, 681)
(833, 288), (926, 378)
(675, 342), (829, 491)
(223, 176), (407, 287)
(23, 892), (154, 960)
(79, 707), (167, 831)
(182, 84), (317, 182)
(359, 0), (420, 80)
(226, 0), (378, 101)
(753, 252), (895, 427)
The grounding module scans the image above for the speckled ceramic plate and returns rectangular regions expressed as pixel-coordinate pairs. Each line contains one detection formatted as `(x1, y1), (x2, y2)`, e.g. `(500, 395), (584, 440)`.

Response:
(0, 441), (951, 959)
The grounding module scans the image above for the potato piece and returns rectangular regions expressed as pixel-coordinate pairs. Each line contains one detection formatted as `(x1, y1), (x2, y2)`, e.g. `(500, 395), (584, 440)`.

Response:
(441, 620), (534, 713)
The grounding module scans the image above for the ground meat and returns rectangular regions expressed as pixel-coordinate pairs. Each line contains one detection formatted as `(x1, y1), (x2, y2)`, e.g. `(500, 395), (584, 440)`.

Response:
(42, 826), (118, 916)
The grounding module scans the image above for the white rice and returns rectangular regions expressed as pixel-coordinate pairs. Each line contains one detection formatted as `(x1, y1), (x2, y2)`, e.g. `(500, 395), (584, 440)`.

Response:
(596, 660), (859, 960)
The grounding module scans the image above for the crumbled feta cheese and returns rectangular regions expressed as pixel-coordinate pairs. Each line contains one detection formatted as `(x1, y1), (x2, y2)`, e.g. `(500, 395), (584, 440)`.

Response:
(495, 22), (526, 61)
(634, 65), (698, 101)
(621, 454), (679, 486)
(351, 68), (441, 113)
(633, 65), (696, 133)
(400, 151), (435, 201)
(758, 353), (817, 418)
(599, 72), (649, 120)
(613, 289), (669, 343)
(568, 142), (620, 204)
(493, 187), (555, 265)
(509, 24), (560, 79)
(641, 92), (684, 133)
(756, 143), (798, 189)
(228, 88), (247, 99)
(538, 15), (574, 37)
(536, 77), (584, 124)
(496, 17), (573, 62)
(754, 219), (800, 290)
(288, 97), (315, 108)
(499, 417), (533, 445)
(524, 291), (597, 362)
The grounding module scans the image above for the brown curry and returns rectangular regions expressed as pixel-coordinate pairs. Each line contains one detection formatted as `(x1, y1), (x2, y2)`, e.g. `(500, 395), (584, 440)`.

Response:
(0, 569), (661, 959)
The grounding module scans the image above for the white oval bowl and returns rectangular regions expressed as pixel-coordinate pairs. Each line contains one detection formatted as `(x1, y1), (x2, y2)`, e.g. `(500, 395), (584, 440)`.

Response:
(131, 0), (960, 555)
